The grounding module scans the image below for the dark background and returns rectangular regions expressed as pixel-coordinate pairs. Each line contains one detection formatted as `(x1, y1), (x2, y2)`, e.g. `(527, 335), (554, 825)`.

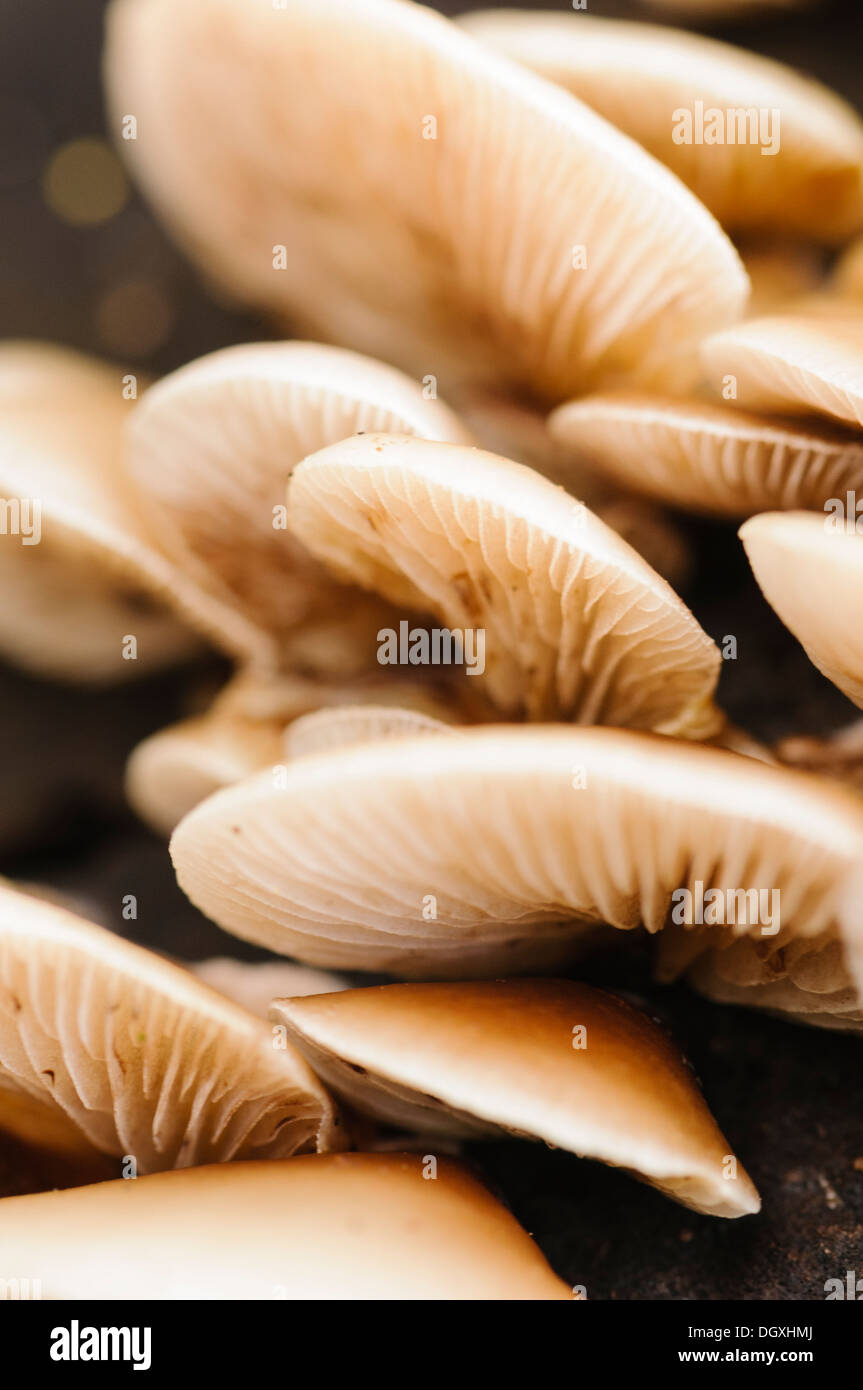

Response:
(1, 0), (862, 1298)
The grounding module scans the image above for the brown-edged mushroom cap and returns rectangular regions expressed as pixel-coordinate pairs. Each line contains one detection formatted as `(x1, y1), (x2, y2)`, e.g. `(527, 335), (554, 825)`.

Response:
(741, 512), (863, 709)
(272, 979), (759, 1218)
(0, 342), (267, 680)
(0, 1153), (572, 1300)
(548, 393), (863, 518)
(0, 882), (341, 1169)
(105, 0), (747, 403)
(170, 725), (863, 976)
(126, 341), (471, 638)
(701, 312), (863, 428)
(459, 11), (863, 243)
(286, 434), (721, 733)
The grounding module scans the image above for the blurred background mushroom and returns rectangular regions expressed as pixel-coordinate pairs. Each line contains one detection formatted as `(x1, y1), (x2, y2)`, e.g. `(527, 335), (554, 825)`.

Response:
(2, 0), (863, 1299)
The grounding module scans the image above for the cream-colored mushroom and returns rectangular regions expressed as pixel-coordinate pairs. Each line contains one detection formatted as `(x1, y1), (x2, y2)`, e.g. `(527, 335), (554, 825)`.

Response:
(105, 0), (747, 402)
(548, 393), (863, 518)
(190, 958), (349, 1019)
(284, 705), (454, 761)
(126, 341), (471, 639)
(272, 979), (760, 1218)
(741, 512), (863, 709)
(286, 434), (722, 733)
(0, 342), (266, 681)
(127, 669), (470, 837)
(170, 725), (863, 978)
(701, 312), (863, 428)
(0, 882), (342, 1170)
(0, 1153), (573, 1299)
(459, 11), (863, 243)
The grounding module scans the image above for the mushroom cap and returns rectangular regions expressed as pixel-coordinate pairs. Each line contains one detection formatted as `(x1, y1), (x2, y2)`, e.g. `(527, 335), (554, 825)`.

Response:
(170, 725), (863, 975)
(0, 342), (267, 679)
(126, 341), (471, 638)
(286, 433), (721, 732)
(105, 0), (747, 403)
(680, 932), (863, 1032)
(701, 312), (863, 428)
(284, 704), (454, 760)
(125, 709), (285, 838)
(272, 979), (759, 1218)
(548, 392), (863, 518)
(459, 11), (863, 243)
(127, 669), (472, 836)
(741, 511), (863, 709)
(0, 1152), (572, 1299)
(0, 883), (341, 1169)
(191, 958), (349, 1019)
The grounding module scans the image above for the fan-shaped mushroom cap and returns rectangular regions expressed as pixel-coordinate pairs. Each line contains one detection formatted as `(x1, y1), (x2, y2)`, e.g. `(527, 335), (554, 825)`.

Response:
(105, 0), (747, 403)
(286, 434), (721, 733)
(127, 670), (469, 836)
(272, 979), (759, 1218)
(459, 11), (863, 244)
(191, 959), (348, 1019)
(0, 1153), (572, 1300)
(0, 342), (266, 680)
(284, 705), (454, 761)
(741, 512), (863, 709)
(678, 933), (863, 1032)
(701, 313), (863, 428)
(170, 725), (863, 976)
(126, 342), (470, 639)
(549, 392), (863, 518)
(0, 883), (341, 1169)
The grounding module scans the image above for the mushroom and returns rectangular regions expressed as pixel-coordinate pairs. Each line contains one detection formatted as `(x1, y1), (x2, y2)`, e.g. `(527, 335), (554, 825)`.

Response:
(701, 311), (863, 428)
(126, 668), (472, 836)
(0, 341), (265, 681)
(0, 1153), (573, 1299)
(284, 705), (455, 761)
(271, 979), (759, 1218)
(741, 512), (863, 709)
(126, 341), (471, 640)
(459, 11), (863, 244)
(548, 393), (863, 518)
(680, 936), (863, 1032)
(0, 882), (342, 1170)
(189, 958), (349, 1019)
(285, 433), (722, 734)
(104, 0), (747, 402)
(169, 725), (863, 977)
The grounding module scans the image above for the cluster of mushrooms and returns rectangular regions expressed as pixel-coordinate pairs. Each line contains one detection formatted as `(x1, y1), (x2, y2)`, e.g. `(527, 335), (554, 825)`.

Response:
(2, 0), (863, 1299)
